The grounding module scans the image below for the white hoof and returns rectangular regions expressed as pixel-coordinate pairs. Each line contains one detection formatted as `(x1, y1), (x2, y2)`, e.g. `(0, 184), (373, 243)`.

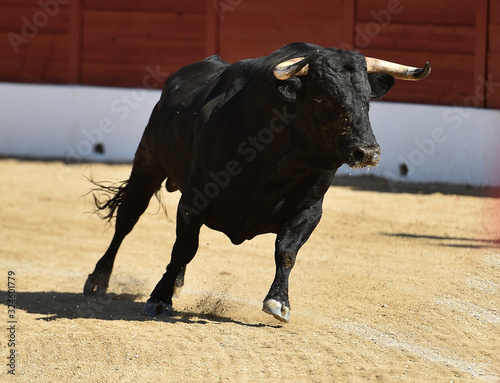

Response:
(262, 299), (290, 323)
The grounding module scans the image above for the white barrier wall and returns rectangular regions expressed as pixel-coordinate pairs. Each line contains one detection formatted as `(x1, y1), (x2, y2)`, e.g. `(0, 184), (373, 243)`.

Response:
(1, 82), (499, 186)
(338, 102), (500, 186)
(0, 83), (161, 163)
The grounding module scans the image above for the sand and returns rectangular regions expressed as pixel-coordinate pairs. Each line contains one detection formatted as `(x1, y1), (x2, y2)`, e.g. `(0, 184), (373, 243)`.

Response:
(1, 159), (498, 382)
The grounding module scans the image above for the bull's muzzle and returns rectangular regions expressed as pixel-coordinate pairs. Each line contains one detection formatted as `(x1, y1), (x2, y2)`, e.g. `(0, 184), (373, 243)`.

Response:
(348, 145), (380, 168)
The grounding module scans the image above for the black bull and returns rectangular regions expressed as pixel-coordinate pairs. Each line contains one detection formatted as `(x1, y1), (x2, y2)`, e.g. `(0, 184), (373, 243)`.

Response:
(84, 42), (430, 322)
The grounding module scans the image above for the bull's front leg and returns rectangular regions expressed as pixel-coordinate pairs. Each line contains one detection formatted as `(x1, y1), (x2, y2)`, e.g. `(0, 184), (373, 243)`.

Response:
(144, 195), (204, 317)
(263, 201), (323, 322)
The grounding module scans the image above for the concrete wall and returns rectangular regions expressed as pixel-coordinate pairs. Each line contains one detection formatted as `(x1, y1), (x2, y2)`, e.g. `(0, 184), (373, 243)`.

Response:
(1, 83), (499, 186)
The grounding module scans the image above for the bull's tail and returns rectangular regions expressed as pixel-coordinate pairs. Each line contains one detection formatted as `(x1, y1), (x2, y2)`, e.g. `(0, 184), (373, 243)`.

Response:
(87, 176), (168, 222)
(87, 177), (130, 222)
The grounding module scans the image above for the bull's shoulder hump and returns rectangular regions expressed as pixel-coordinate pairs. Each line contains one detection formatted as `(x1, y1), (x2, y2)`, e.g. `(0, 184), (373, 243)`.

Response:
(203, 54), (230, 66)
(158, 57), (230, 108)
(166, 57), (229, 85)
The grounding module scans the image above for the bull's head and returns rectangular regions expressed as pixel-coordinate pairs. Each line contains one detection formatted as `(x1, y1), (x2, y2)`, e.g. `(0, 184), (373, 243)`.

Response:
(271, 45), (430, 169)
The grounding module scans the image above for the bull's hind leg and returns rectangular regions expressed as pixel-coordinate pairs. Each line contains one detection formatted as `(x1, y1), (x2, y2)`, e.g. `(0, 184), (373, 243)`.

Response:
(173, 266), (186, 297)
(263, 201), (323, 322)
(84, 141), (167, 297)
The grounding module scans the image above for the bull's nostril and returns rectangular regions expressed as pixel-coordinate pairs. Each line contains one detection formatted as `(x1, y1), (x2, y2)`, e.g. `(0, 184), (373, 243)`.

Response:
(352, 148), (366, 163)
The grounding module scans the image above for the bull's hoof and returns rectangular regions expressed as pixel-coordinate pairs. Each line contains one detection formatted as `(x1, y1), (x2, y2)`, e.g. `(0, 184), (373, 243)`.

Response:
(84, 274), (101, 296)
(84, 274), (111, 299)
(144, 300), (173, 317)
(262, 299), (290, 323)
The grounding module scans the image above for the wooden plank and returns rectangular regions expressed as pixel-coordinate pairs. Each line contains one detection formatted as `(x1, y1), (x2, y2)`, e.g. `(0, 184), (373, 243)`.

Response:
(0, 5), (70, 33)
(217, 0), (343, 18)
(486, 82), (500, 109)
(68, 0), (82, 84)
(217, 0), (346, 59)
(359, 48), (475, 105)
(342, 0), (356, 49)
(380, 81), (474, 106)
(0, 0), (50, 7)
(356, 0), (476, 26)
(475, 0), (488, 107)
(205, 0), (219, 56)
(490, 0), (500, 24)
(218, 0), (348, 62)
(390, 74), (472, 97)
(0, 32), (70, 61)
(81, 62), (180, 88)
(83, 0), (205, 14)
(0, 56), (69, 84)
(354, 23), (475, 54)
(219, 41), (287, 63)
(219, 13), (345, 47)
(83, 10), (205, 41)
(0, 63), (68, 83)
(83, 37), (205, 66)
(487, 53), (500, 82)
(488, 25), (500, 53)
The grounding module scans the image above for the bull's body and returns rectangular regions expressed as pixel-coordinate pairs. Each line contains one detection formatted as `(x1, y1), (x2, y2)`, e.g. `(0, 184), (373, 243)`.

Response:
(151, 53), (335, 244)
(85, 42), (430, 322)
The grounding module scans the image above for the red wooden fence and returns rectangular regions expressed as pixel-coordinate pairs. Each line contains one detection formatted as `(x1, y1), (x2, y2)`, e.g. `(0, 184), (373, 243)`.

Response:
(488, 0), (500, 108)
(1, 0), (498, 108)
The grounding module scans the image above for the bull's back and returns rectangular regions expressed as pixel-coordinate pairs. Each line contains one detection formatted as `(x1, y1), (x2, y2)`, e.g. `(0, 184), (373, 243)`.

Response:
(144, 56), (230, 189)
(158, 55), (229, 112)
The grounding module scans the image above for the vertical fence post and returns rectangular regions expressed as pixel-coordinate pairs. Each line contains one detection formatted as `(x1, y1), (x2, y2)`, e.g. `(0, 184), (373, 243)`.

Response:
(474, 0), (489, 108)
(206, 0), (220, 57)
(343, 0), (356, 50)
(68, 0), (83, 84)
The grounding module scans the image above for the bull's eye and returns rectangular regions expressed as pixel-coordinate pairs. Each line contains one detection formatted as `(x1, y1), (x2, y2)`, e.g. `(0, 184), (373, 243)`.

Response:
(312, 98), (333, 108)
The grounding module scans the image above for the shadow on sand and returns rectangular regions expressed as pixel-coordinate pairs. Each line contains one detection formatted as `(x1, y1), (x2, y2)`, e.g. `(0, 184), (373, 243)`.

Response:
(381, 232), (500, 249)
(332, 175), (498, 197)
(0, 290), (281, 328)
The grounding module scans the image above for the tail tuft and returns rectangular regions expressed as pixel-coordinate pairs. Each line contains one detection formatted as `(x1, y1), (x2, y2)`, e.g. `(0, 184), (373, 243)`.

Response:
(86, 177), (129, 222)
(85, 175), (169, 222)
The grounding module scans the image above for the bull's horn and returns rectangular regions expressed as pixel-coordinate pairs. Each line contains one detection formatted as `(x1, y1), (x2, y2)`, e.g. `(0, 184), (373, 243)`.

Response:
(365, 57), (431, 81)
(274, 50), (319, 80)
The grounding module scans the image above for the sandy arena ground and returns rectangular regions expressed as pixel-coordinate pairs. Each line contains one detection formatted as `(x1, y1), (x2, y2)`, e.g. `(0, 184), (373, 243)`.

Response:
(1, 159), (499, 382)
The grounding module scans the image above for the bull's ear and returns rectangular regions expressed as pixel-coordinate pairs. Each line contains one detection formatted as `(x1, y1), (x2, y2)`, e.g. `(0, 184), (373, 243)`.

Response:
(278, 77), (302, 101)
(368, 73), (395, 99)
